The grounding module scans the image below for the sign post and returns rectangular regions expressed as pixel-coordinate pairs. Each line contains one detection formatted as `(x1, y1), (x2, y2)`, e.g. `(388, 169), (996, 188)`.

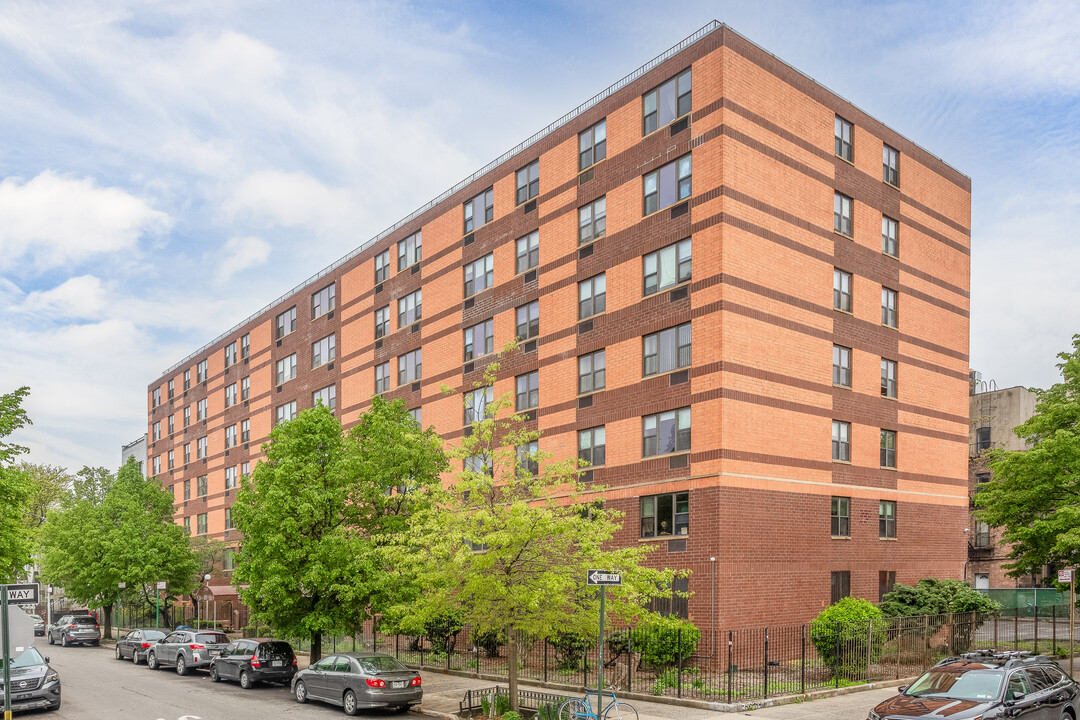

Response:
(117, 582), (126, 638)
(1, 584), (39, 720)
(1060, 568), (1075, 676)
(156, 581), (166, 630)
(587, 571), (622, 718)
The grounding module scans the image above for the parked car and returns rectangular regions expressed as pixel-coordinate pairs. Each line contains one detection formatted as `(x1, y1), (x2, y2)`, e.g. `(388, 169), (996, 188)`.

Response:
(146, 630), (230, 675)
(868, 650), (1080, 720)
(47, 615), (100, 647)
(29, 614), (45, 636)
(114, 629), (167, 664)
(291, 652), (422, 715)
(0, 646), (61, 712)
(210, 639), (296, 688)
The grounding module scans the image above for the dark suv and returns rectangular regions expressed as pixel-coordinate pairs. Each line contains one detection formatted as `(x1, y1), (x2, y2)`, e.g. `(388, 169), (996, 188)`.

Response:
(209, 639), (296, 688)
(869, 651), (1080, 720)
(0, 646), (61, 712)
(47, 615), (100, 647)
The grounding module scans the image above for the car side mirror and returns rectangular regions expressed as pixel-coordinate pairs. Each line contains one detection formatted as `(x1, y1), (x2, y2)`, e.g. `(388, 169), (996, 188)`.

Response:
(898, 686), (908, 694)
(1007, 692), (1026, 704)
(44, 657), (49, 663)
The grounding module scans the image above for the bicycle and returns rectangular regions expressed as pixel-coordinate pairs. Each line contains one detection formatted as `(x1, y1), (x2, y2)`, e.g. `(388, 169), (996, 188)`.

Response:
(557, 689), (638, 720)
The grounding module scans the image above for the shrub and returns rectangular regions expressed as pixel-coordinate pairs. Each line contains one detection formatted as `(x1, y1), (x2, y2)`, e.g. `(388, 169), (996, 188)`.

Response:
(880, 579), (1002, 653)
(495, 693), (511, 715)
(550, 632), (587, 672)
(424, 610), (464, 654)
(473, 626), (505, 658)
(809, 597), (885, 677)
(502, 712), (522, 720)
(630, 616), (700, 669)
(537, 702), (562, 720)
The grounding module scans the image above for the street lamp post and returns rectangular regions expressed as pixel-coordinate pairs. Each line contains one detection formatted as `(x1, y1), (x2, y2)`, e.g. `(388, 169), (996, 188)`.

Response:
(710, 557), (716, 656)
(201, 575), (210, 629)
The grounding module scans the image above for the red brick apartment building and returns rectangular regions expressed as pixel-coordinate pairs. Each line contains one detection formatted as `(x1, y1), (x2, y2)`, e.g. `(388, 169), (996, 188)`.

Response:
(146, 23), (971, 629)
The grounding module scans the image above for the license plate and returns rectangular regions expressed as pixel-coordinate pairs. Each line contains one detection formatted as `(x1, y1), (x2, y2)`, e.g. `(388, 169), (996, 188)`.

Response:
(272, 660), (283, 667)
(393, 681), (405, 689)
(210, 650), (220, 656)
(14, 693), (31, 700)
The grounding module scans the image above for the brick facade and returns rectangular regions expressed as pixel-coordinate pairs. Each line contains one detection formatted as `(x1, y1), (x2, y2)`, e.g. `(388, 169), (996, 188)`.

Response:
(146, 24), (971, 629)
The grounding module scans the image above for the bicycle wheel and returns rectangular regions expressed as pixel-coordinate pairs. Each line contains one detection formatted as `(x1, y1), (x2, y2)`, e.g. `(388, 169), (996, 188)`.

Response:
(602, 700), (638, 720)
(558, 698), (592, 720)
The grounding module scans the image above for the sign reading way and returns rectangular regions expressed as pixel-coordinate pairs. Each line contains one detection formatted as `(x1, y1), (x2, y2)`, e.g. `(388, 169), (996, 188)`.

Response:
(2, 584), (39, 605)
(587, 570), (622, 586)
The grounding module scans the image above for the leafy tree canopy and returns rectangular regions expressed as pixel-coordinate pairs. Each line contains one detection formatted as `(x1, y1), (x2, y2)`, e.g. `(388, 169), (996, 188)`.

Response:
(0, 386), (33, 581)
(879, 578), (1000, 617)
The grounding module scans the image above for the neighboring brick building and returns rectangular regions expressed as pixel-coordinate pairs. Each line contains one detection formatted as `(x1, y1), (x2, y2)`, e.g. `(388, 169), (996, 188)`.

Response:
(145, 22), (972, 629)
(968, 383), (1038, 589)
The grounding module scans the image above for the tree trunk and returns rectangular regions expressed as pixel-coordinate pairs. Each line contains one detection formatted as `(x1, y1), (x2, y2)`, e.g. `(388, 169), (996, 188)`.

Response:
(102, 604), (113, 640)
(311, 632), (323, 664)
(507, 624), (519, 712)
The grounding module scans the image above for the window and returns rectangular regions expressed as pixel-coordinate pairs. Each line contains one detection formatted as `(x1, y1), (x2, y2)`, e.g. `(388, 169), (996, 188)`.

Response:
(833, 345), (851, 387)
(397, 231), (421, 271)
(881, 287), (898, 327)
(224, 341), (236, 367)
(184, 369), (191, 391)
(643, 238), (692, 295)
(833, 269), (852, 312)
(408, 407), (422, 424)
(882, 216), (898, 257)
(375, 362), (391, 393)
(197, 359), (208, 383)
(183, 443), (191, 464)
(153, 421), (161, 442)
(834, 192), (853, 236)
(241, 419), (249, 443)
(241, 333), (250, 359)
(879, 500), (896, 538)
(374, 305), (390, 339)
(516, 160), (539, 205)
(311, 283), (336, 319)
(640, 491), (689, 538)
(197, 513), (207, 536)
(225, 512), (235, 533)
(152, 388), (161, 408)
(197, 436), (208, 459)
(579, 119), (607, 171)
(578, 350), (606, 394)
(881, 429), (897, 468)
(183, 479), (191, 501)
(241, 376), (250, 402)
(464, 454), (492, 477)
(515, 231), (539, 274)
(464, 253), (494, 297)
(644, 155), (692, 215)
(313, 385), (336, 411)
(167, 379), (174, 399)
(516, 301), (539, 341)
(276, 401), (297, 425)
(167, 450), (174, 470)
(197, 475), (208, 497)
(241, 461), (250, 477)
(225, 425), (237, 448)
(374, 248), (390, 284)
(515, 371), (539, 411)
(276, 354), (297, 385)
(643, 324), (691, 376)
(184, 516), (190, 534)
(312, 334), (336, 368)
(831, 496), (850, 537)
(463, 187), (494, 233)
(649, 576), (689, 619)
(225, 383), (236, 408)
(463, 319), (494, 361)
(831, 571), (851, 604)
(464, 387), (493, 425)
(578, 426), (606, 467)
(973, 519), (991, 548)
(832, 420), (850, 462)
(398, 349), (422, 385)
(516, 441), (539, 477)
(975, 426), (991, 453)
(184, 406), (191, 427)
(835, 116), (853, 162)
(642, 407), (691, 457)
(152, 456), (160, 475)
(168, 415), (174, 434)
(643, 68), (691, 135)
(398, 290), (422, 327)
(275, 306), (296, 339)
(578, 274), (606, 319)
(883, 144), (899, 186)
(976, 472), (991, 485)
(878, 571), (896, 602)
(578, 197), (606, 245)
(197, 398), (207, 422)
(881, 359), (897, 398)
(225, 466), (237, 490)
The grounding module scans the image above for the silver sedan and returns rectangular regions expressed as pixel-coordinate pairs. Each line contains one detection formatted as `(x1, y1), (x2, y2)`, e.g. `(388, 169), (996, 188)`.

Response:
(291, 652), (422, 715)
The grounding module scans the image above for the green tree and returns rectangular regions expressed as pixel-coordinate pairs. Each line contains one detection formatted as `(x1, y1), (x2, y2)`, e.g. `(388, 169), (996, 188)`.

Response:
(0, 386), (33, 581)
(18, 462), (71, 530)
(976, 335), (1080, 577)
(39, 458), (196, 638)
(879, 578), (1000, 654)
(233, 399), (446, 662)
(391, 351), (672, 711)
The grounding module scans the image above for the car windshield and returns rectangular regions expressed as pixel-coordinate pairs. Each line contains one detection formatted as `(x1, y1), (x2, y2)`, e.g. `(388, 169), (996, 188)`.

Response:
(0, 647), (45, 669)
(259, 642), (293, 656)
(906, 668), (1003, 701)
(29, 615), (43, 622)
(143, 631), (166, 640)
(357, 656), (408, 673)
(196, 633), (229, 644)
(71, 616), (96, 624)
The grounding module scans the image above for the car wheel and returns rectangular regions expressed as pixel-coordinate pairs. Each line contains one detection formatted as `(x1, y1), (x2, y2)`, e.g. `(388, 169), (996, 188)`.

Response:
(132, 650), (141, 665)
(240, 670), (252, 689)
(176, 655), (188, 676)
(294, 680), (308, 703)
(343, 689), (358, 716)
(47, 632), (54, 645)
(61, 634), (68, 648)
(209, 664), (220, 683)
(115, 644), (123, 660)
(147, 652), (158, 670)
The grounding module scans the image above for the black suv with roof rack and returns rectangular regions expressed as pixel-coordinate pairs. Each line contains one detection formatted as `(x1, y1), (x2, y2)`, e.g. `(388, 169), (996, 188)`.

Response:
(869, 651), (1079, 720)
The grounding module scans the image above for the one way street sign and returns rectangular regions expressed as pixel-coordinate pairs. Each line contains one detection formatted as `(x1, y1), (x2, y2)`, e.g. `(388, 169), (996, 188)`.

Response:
(587, 570), (622, 586)
(2, 584), (40, 605)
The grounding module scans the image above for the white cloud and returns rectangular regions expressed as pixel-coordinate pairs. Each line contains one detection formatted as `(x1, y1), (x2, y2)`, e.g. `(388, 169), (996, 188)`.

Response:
(215, 235), (271, 282)
(21, 275), (108, 320)
(223, 170), (361, 236)
(0, 171), (172, 272)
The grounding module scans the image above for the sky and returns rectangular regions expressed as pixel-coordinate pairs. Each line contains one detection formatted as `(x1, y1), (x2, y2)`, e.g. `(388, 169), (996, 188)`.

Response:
(1, 0), (1077, 472)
